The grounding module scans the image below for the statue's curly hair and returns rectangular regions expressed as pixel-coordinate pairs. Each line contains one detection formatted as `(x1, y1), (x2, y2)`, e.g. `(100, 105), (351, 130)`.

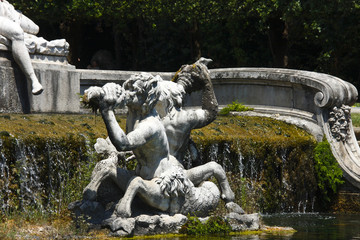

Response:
(157, 80), (185, 119)
(123, 72), (162, 115)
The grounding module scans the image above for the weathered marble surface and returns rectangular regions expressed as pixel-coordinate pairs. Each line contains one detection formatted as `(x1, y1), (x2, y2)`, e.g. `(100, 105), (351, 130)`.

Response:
(0, 52), (79, 113)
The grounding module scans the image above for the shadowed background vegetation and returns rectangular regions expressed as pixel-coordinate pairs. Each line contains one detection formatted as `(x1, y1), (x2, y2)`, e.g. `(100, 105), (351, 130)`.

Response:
(11, 0), (360, 90)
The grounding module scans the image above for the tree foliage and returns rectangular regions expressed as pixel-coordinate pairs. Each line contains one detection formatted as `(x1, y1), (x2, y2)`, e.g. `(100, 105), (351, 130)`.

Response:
(9, 0), (360, 89)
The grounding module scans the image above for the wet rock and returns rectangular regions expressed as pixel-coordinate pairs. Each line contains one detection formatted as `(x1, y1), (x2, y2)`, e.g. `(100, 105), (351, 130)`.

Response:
(102, 213), (188, 236)
(107, 217), (135, 236)
(226, 202), (245, 214)
(225, 213), (261, 231)
(158, 214), (187, 232)
(134, 214), (161, 235)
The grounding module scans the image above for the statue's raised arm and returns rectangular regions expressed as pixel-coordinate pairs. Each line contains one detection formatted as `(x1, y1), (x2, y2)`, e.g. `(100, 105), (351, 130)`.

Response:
(173, 57), (218, 128)
(156, 57), (218, 163)
(155, 58), (237, 204)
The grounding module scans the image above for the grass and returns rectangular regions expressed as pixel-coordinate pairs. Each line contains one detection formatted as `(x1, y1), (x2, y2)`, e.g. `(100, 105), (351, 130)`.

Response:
(351, 113), (360, 127)
(218, 101), (254, 116)
(0, 113), (126, 139)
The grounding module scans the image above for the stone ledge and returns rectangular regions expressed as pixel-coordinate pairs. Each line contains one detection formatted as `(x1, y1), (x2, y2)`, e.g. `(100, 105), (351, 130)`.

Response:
(0, 52), (79, 113)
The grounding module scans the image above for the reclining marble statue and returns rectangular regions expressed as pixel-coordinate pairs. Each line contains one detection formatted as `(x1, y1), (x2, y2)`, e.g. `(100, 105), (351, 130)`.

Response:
(0, 0), (70, 96)
(76, 58), (243, 232)
(0, 0), (43, 94)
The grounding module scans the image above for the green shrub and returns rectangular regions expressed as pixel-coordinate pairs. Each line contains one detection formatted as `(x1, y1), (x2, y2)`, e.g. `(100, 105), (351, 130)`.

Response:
(351, 113), (360, 127)
(314, 139), (344, 202)
(219, 101), (254, 116)
(179, 215), (232, 235)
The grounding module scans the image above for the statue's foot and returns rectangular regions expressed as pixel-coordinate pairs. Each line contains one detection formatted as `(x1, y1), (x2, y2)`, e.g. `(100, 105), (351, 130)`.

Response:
(221, 185), (235, 203)
(83, 188), (97, 201)
(32, 82), (44, 95)
(115, 201), (132, 218)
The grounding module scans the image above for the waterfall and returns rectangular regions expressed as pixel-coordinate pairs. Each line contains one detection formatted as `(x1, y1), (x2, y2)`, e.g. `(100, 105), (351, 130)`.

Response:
(0, 115), (319, 215)
(0, 134), (96, 215)
(0, 138), (10, 213)
(14, 139), (44, 213)
(191, 138), (318, 214)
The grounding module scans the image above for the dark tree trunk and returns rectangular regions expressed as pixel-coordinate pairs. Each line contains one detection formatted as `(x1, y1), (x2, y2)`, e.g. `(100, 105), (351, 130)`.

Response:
(267, 18), (289, 68)
(66, 21), (83, 66)
(113, 26), (122, 69)
(191, 19), (202, 61)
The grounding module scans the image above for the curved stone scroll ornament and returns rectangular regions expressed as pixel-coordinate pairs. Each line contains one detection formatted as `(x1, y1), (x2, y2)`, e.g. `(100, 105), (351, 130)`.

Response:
(312, 77), (360, 189)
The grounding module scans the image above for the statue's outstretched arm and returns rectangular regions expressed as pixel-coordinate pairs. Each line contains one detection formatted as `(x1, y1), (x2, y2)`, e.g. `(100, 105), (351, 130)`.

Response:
(174, 58), (218, 129)
(101, 109), (132, 151)
(197, 77), (218, 127)
(88, 83), (156, 152)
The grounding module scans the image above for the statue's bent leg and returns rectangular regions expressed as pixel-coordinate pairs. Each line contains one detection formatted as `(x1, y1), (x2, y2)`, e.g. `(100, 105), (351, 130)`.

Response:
(116, 176), (170, 218)
(19, 15), (39, 35)
(83, 157), (134, 200)
(185, 161), (235, 202)
(0, 17), (43, 95)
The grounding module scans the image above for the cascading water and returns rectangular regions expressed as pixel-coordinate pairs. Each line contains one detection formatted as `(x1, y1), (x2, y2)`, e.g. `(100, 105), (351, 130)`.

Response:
(238, 151), (244, 179)
(14, 139), (44, 213)
(0, 133), (97, 216)
(189, 137), (319, 214)
(0, 138), (10, 214)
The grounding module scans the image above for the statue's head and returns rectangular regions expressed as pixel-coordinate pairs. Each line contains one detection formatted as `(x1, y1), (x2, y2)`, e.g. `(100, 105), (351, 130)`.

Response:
(156, 80), (185, 119)
(172, 57), (213, 93)
(123, 72), (162, 115)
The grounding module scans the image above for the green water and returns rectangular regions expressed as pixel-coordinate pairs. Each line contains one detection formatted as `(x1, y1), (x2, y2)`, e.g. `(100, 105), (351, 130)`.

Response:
(160, 213), (360, 240)
(261, 213), (360, 240)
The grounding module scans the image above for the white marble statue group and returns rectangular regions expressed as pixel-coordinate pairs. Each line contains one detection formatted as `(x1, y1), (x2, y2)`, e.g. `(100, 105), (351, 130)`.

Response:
(82, 57), (242, 218)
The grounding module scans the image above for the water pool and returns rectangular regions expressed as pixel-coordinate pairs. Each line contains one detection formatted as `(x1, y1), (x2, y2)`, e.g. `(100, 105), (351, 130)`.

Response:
(161, 213), (360, 240)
